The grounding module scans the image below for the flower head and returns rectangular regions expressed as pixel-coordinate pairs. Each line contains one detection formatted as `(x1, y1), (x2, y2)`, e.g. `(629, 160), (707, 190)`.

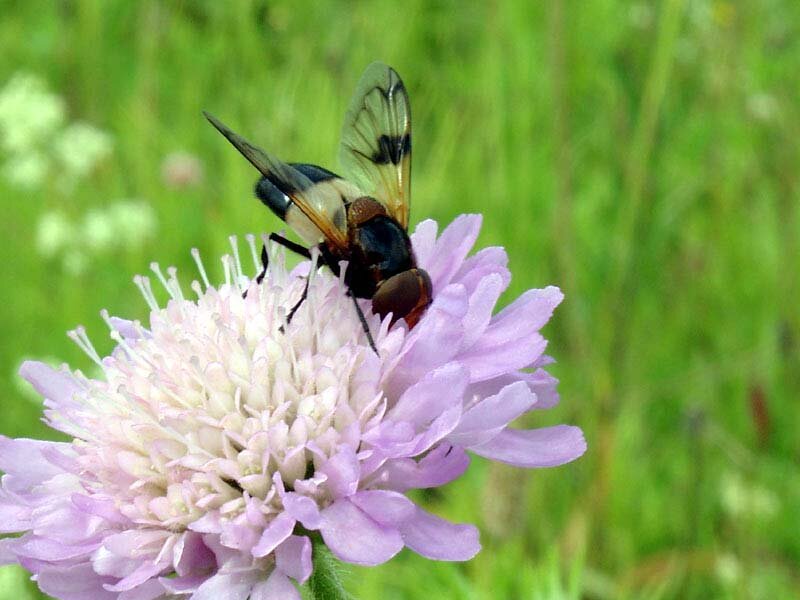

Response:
(1, 215), (585, 599)
(0, 72), (65, 155)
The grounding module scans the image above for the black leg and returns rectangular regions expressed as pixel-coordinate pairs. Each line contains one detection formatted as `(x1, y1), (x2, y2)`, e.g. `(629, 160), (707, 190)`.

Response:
(268, 232), (312, 259)
(350, 294), (378, 355)
(247, 233), (311, 298)
(255, 245), (269, 284)
(284, 275), (311, 328)
(256, 232), (377, 355)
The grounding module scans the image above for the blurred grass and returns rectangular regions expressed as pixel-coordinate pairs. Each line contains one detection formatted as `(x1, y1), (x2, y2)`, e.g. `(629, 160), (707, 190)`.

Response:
(1, 0), (799, 598)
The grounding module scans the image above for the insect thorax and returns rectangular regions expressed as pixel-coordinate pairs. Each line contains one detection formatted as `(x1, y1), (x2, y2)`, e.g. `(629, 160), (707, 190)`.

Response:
(346, 213), (414, 298)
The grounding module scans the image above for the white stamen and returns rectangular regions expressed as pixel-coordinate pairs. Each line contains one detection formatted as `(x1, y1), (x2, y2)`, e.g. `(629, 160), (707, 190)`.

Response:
(229, 235), (243, 282)
(166, 267), (185, 301)
(245, 234), (260, 272)
(191, 248), (211, 290)
(134, 275), (160, 311)
(67, 326), (104, 367)
(150, 263), (174, 299)
(222, 254), (232, 288)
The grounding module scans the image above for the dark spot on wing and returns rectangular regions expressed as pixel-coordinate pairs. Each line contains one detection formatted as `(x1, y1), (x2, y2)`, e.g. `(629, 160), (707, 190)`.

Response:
(380, 73), (406, 100)
(372, 134), (411, 165)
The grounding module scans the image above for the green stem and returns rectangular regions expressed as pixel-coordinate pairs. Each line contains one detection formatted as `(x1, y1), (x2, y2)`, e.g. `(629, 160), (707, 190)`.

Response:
(307, 535), (351, 600)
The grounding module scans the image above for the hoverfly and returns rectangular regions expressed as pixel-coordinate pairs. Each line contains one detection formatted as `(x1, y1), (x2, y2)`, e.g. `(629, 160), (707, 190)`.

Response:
(204, 63), (431, 353)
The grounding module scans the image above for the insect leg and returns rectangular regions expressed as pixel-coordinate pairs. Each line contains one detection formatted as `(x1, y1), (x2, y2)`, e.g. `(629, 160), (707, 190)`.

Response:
(255, 245), (269, 284)
(254, 233), (312, 289)
(349, 294), (378, 355)
(250, 232), (313, 298)
(268, 232), (312, 259)
(285, 276), (310, 326)
(266, 233), (314, 331)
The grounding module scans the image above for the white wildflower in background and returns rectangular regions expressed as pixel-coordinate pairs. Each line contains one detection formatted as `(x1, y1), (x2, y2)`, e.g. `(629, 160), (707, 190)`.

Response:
(55, 122), (113, 181)
(0, 71), (113, 191)
(0, 72), (65, 154)
(82, 208), (117, 252)
(161, 151), (204, 189)
(35, 200), (158, 272)
(36, 211), (75, 258)
(107, 199), (157, 247)
(2, 152), (49, 190)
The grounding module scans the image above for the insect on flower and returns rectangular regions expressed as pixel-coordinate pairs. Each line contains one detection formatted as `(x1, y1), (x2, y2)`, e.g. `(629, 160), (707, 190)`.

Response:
(204, 63), (430, 352)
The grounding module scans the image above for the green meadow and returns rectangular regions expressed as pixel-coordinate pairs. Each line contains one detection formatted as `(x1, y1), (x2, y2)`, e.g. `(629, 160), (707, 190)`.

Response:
(1, 1), (798, 598)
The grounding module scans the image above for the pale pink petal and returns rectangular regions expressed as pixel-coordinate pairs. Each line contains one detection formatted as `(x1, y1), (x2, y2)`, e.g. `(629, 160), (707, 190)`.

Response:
(452, 246), (510, 294)
(319, 446), (360, 498)
(387, 284), (468, 394)
(159, 573), (210, 594)
(0, 496), (31, 532)
(18, 361), (82, 409)
(398, 506), (480, 561)
(373, 445), (470, 491)
(15, 535), (102, 562)
(459, 333), (548, 383)
(108, 317), (149, 340)
(251, 570), (300, 600)
(282, 492), (321, 529)
(469, 425), (586, 467)
(35, 501), (108, 544)
(485, 286), (564, 337)
(448, 381), (537, 446)
(71, 494), (129, 525)
(424, 214), (482, 292)
(389, 362), (468, 426)
(0, 436), (71, 491)
(102, 530), (171, 558)
(319, 499), (403, 566)
(409, 219), (438, 266)
(103, 560), (164, 592)
(252, 512), (295, 558)
(526, 369), (560, 409)
(466, 369), (560, 411)
(408, 406), (463, 455)
(36, 562), (117, 600)
(349, 490), (415, 526)
(173, 532), (215, 576)
(367, 405), (461, 459)
(275, 535), (312, 583)
(460, 273), (505, 349)
(192, 570), (258, 600)
(117, 578), (165, 600)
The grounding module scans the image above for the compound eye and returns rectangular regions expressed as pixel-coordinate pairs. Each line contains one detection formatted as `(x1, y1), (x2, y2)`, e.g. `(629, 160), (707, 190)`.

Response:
(371, 269), (432, 328)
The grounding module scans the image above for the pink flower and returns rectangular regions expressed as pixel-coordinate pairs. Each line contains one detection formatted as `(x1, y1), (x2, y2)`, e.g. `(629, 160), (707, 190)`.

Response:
(0, 215), (585, 599)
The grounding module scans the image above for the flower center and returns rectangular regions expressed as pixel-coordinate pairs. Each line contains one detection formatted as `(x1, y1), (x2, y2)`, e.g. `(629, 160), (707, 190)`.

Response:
(68, 236), (395, 530)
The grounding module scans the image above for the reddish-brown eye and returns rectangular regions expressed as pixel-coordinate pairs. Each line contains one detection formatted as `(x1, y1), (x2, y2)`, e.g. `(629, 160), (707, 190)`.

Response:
(371, 268), (432, 327)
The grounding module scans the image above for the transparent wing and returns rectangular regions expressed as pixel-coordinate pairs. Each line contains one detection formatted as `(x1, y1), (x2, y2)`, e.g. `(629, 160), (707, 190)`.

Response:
(205, 112), (349, 248)
(338, 62), (412, 229)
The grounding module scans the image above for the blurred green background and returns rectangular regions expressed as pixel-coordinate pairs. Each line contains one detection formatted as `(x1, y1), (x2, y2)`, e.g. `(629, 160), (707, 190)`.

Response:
(1, 0), (798, 598)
